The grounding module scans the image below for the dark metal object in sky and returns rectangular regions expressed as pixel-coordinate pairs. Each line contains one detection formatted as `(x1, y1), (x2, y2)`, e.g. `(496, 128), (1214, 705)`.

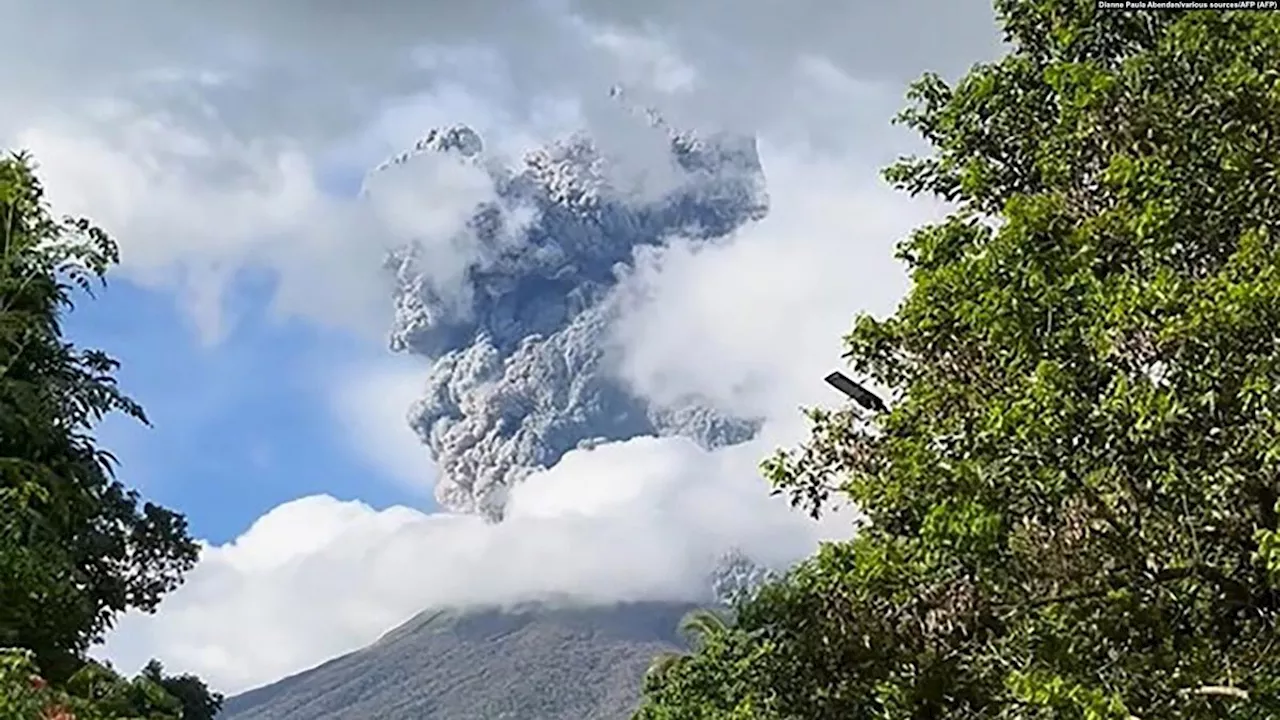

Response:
(824, 371), (888, 414)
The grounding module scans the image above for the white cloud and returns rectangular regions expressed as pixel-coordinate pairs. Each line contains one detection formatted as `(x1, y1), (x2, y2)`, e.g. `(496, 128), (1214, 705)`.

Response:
(330, 361), (439, 493)
(15, 98), (522, 343)
(98, 433), (855, 695)
(608, 141), (948, 424)
(4, 0), (1000, 339)
(15, 109), (331, 341)
(588, 26), (698, 95)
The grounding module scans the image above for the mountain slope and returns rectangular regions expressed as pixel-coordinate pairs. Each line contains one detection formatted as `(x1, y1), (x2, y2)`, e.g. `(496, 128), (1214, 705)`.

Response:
(218, 602), (696, 720)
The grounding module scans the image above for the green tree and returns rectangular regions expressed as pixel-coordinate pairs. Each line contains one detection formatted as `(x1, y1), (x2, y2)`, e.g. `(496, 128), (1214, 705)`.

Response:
(637, 2), (1280, 718)
(63, 659), (183, 719)
(0, 151), (200, 682)
(0, 648), (223, 720)
(141, 660), (224, 720)
(646, 608), (735, 682)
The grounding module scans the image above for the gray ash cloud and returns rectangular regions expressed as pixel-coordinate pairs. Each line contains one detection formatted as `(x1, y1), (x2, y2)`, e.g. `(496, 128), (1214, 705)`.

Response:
(710, 548), (778, 605)
(373, 114), (769, 520)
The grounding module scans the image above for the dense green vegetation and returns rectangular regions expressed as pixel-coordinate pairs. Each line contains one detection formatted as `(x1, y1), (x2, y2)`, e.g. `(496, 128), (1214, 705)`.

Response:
(0, 152), (222, 718)
(646, 609), (734, 683)
(636, 1), (1280, 717)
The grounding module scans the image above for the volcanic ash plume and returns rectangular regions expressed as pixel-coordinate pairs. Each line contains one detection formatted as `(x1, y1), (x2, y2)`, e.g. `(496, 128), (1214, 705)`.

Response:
(371, 118), (770, 520)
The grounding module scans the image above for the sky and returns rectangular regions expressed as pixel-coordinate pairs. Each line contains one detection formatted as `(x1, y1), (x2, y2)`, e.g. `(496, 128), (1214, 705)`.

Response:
(1, 0), (1005, 696)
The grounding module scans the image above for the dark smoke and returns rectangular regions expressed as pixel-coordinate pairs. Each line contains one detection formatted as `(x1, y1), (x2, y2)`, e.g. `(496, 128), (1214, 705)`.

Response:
(370, 111), (769, 521)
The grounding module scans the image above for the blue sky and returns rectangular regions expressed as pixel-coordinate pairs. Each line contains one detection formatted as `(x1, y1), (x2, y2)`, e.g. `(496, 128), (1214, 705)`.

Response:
(67, 273), (429, 545)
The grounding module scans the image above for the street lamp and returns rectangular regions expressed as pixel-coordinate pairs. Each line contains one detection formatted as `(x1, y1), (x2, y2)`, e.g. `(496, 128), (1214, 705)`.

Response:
(824, 371), (888, 414)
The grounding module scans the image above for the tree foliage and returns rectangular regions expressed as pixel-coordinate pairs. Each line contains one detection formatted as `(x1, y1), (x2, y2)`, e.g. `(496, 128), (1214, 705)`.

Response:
(636, 2), (1280, 718)
(0, 151), (200, 679)
(140, 661), (223, 720)
(646, 608), (736, 683)
(0, 152), (220, 717)
(0, 648), (223, 720)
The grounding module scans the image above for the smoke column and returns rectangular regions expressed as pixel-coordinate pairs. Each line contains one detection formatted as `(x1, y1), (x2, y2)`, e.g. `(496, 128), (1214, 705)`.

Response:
(368, 107), (770, 522)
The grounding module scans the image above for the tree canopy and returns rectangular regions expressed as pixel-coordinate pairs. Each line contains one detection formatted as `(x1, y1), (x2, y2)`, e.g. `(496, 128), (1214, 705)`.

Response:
(0, 152), (221, 717)
(636, 1), (1280, 718)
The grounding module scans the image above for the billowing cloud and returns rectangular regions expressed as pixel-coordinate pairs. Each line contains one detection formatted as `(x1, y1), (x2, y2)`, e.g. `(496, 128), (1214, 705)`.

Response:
(14, 104), (518, 343)
(609, 142), (950, 424)
(3, 0), (1001, 338)
(381, 116), (768, 519)
(99, 433), (856, 695)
